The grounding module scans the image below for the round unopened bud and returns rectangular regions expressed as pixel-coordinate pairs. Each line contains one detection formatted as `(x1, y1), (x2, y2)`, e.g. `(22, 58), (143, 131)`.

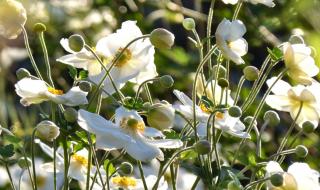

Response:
(36, 120), (60, 142)
(127, 118), (139, 128)
(182, 18), (195, 31)
(217, 78), (229, 88)
(194, 140), (211, 155)
(227, 181), (242, 190)
(159, 75), (174, 88)
(18, 157), (31, 169)
(68, 34), (85, 52)
(244, 116), (257, 126)
(264, 111), (280, 127)
(147, 101), (175, 130)
(118, 162), (133, 175)
(16, 68), (31, 80)
(63, 107), (78, 123)
(228, 106), (242, 117)
(212, 65), (226, 79)
(243, 66), (259, 81)
(295, 145), (308, 158)
(302, 121), (315, 133)
(33, 23), (46, 33)
(270, 173), (284, 187)
(150, 28), (175, 49)
(79, 81), (92, 92)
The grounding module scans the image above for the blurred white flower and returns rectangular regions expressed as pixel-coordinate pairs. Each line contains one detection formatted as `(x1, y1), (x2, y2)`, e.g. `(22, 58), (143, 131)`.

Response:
(221, 0), (238, 5)
(15, 78), (88, 106)
(77, 106), (183, 162)
(110, 175), (167, 190)
(265, 77), (320, 128)
(36, 120), (60, 142)
(266, 161), (320, 190)
(0, 46), (27, 69)
(282, 42), (319, 85)
(245, 0), (275, 7)
(0, 0), (27, 39)
(50, 0), (92, 14)
(215, 18), (248, 65)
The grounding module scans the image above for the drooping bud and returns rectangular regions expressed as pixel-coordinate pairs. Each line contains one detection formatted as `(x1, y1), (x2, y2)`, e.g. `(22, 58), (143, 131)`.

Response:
(36, 120), (60, 142)
(79, 81), (92, 92)
(33, 23), (46, 33)
(147, 101), (175, 130)
(18, 157), (32, 169)
(159, 75), (174, 88)
(295, 145), (308, 158)
(182, 18), (195, 31)
(263, 110), (280, 127)
(270, 173), (283, 187)
(68, 34), (85, 52)
(16, 68), (31, 80)
(244, 116), (257, 126)
(228, 106), (242, 117)
(212, 65), (226, 79)
(243, 66), (259, 81)
(118, 162), (133, 175)
(150, 28), (175, 49)
(227, 181), (242, 190)
(217, 78), (229, 88)
(194, 140), (211, 155)
(302, 121), (315, 134)
(63, 107), (78, 123)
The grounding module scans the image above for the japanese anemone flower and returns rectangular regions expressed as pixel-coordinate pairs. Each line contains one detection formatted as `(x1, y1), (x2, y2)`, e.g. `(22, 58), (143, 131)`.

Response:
(15, 78), (88, 106)
(265, 77), (320, 128)
(221, 0), (275, 7)
(282, 42), (319, 85)
(265, 161), (320, 190)
(57, 20), (157, 97)
(77, 106), (183, 162)
(215, 18), (248, 65)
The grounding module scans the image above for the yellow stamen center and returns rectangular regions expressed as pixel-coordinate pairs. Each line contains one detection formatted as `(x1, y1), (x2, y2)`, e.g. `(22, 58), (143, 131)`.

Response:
(114, 48), (132, 67)
(200, 103), (211, 114)
(36, 176), (46, 188)
(120, 118), (145, 133)
(72, 154), (88, 166)
(215, 112), (224, 120)
(47, 87), (64, 95)
(112, 176), (137, 188)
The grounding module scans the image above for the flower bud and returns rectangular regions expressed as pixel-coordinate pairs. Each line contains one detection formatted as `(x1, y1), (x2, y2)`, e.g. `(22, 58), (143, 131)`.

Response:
(142, 102), (152, 111)
(79, 81), (92, 92)
(118, 162), (133, 175)
(270, 173), (283, 187)
(295, 145), (308, 158)
(36, 120), (60, 142)
(217, 78), (229, 88)
(182, 18), (195, 31)
(18, 157), (31, 169)
(227, 181), (242, 190)
(159, 75), (174, 88)
(0, 0), (27, 39)
(263, 110), (280, 127)
(33, 23), (46, 33)
(63, 107), (78, 123)
(150, 28), (175, 49)
(244, 116), (257, 126)
(68, 34), (85, 52)
(228, 106), (242, 117)
(194, 140), (211, 155)
(243, 66), (259, 81)
(212, 65), (226, 79)
(16, 68), (31, 80)
(302, 121), (315, 133)
(147, 101), (175, 130)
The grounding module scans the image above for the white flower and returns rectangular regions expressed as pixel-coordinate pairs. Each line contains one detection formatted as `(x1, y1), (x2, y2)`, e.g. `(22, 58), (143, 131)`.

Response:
(0, 0), (27, 39)
(265, 77), (320, 128)
(221, 0), (239, 5)
(15, 78), (88, 106)
(57, 20), (157, 97)
(282, 42), (319, 85)
(173, 90), (249, 138)
(246, 0), (275, 7)
(266, 161), (320, 190)
(110, 175), (167, 190)
(0, 46), (27, 69)
(77, 106), (183, 162)
(36, 120), (60, 142)
(215, 18), (248, 65)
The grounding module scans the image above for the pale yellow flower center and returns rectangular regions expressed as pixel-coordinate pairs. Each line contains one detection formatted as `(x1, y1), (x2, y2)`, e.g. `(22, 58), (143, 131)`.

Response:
(200, 103), (211, 114)
(112, 176), (137, 188)
(120, 118), (145, 133)
(114, 48), (132, 67)
(47, 87), (64, 95)
(72, 154), (88, 166)
(215, 112), (224, 120)
(36, 175), (47, 188)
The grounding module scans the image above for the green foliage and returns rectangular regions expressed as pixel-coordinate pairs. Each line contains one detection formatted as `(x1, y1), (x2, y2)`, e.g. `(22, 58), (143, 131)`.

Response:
(267, 47), (283, 62)
(0, 144), (15, 158)
(103, 159), (116, 176)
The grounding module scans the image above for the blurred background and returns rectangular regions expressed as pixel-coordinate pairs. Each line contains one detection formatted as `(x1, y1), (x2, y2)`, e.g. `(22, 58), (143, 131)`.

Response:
(0, 0), (320, 188)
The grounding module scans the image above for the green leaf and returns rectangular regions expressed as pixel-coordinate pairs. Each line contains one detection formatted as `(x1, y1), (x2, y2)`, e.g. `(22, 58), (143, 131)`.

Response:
(3, 135), (21, 144)
(201, 96), (214, 109)
(68, 67), (78, 79)
(163, 130), (179, 139)
(104, 159), (116, 176)
(0, 144), (15, 158)
(180, 149), (198, 160)
(267, 47), (283, 62)
(78, 70), (88, 80)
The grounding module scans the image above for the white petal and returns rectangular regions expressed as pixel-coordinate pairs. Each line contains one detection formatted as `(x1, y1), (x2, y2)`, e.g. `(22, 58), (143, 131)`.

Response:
(50, 87), (88, 106)
(229, 38), (248, 56)
(265, 95), (292, 112)
(266, 77), (291, 95)
(143, 127), (164, 137)
(147, 139), (183, 149)
(173, 90), (193, 106)
(290, 104), (320, 127)
(228, 20), (246, 41)
(221, 0), (239, 5)
(129, 62), (158, 84)
(56, 53), (95, 71)
(266, 161), (284, 174)
(288, 162), (320, 190)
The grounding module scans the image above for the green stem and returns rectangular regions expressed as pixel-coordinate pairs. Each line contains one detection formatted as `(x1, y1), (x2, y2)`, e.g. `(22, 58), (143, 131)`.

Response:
(144, 83), (153, 104)
(31, 127), (38, 190)
(191, 176), (201, 190)
(5, 163), (17, 190)
(62, 137), (69, 190)
(268, 149), (296, 160)
(106, 151), (126, 189)
(170, 164), (177, 190)
(243, 177), (271, 190)
(38, 31), (54, 87)
(133, 78), (159, 107)
(234, 76), (246, 105)
(232, 0), (244, 21)
(137, 161), (148, 190)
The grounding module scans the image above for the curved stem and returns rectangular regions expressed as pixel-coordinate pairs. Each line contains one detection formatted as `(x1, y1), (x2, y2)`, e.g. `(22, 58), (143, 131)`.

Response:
(232, 0), (244, 21)
(243, 177), (271, 190)
(38, 32), (54, 87)
(137, 161), (148, 190)
(234, 76), (246, 105)
(31, 127), (38, 190)
(105, 151), (126, 189)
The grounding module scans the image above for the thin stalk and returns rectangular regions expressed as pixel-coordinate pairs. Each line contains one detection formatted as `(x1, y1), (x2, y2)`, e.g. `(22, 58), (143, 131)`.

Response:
(90, 152), (109, 190)
(31, 127), (38, 190)
(144, 83), (153, 104)
(257, 121), (269, 157)
(268, 149), (296, 160)
(38, 31), (54, 87)
(243, 177), (271, 190)
(234, 76), (246, 105)
(133, 78), (159, 106)
(137, 161), (148, 190)
(53, 140), (57, 190)
(5, 163), (17, 190)
(191, 176), (201, 190)
(206, 0), (216, 74)
(170, 164), (177, 190)
(278, 130), (303, 163)
(106, 151), (126, 189)
(62, 137), (69, 190)
(232, 0), (244, 21)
